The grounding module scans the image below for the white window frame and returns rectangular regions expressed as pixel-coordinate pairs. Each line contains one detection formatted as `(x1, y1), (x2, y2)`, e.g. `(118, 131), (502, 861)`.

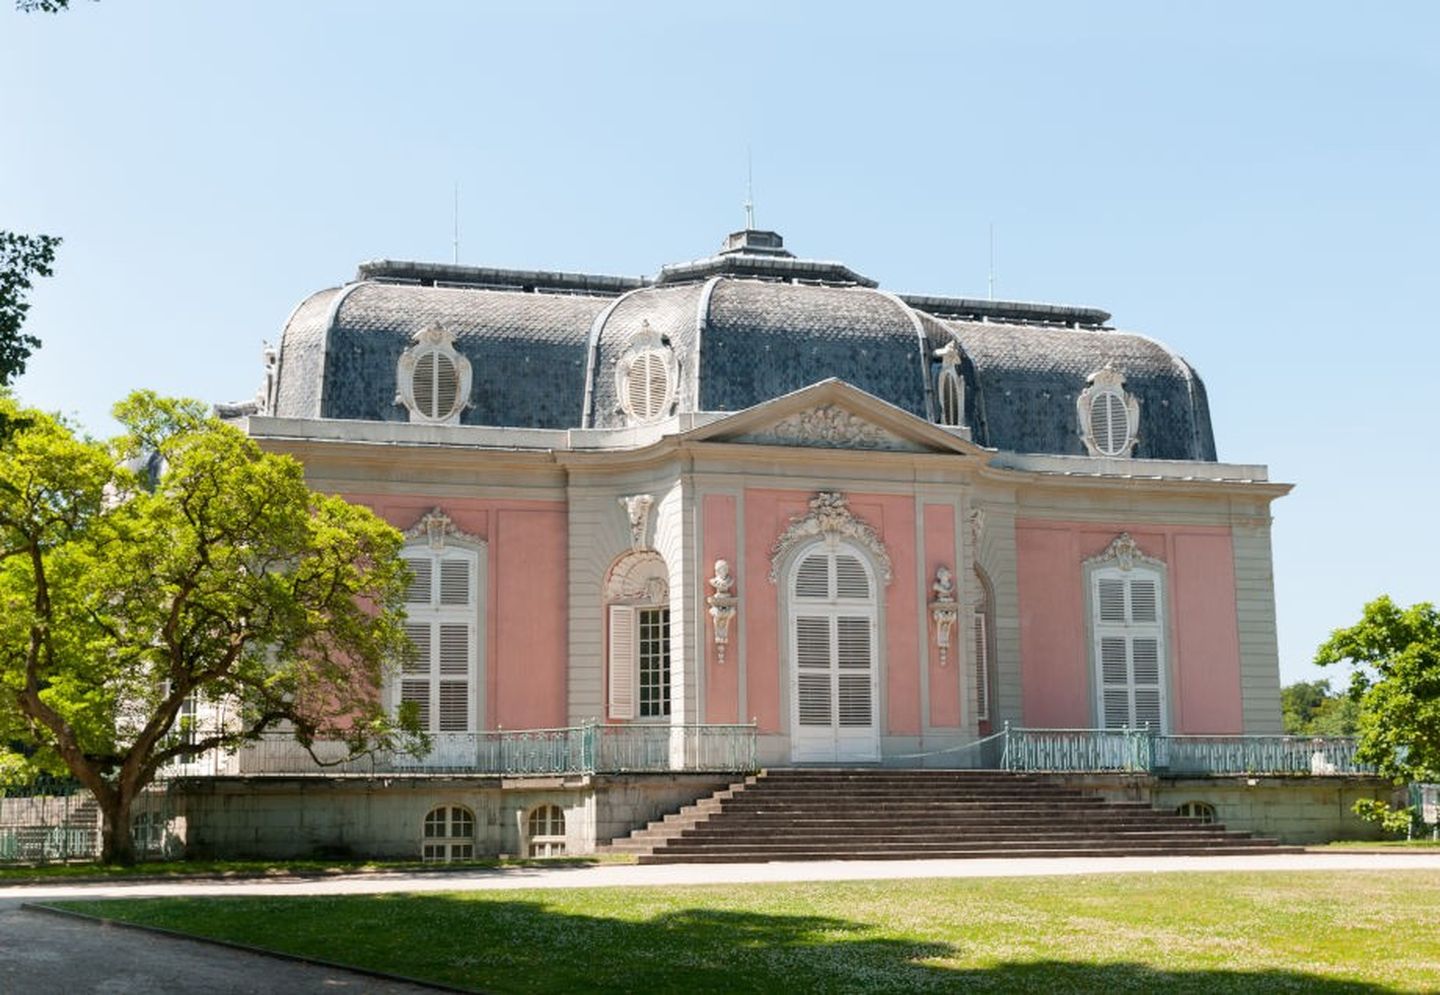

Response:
(422, 804), (475, 862)
(1086, 559), (1168, 734)
(395, 538), (485, 735)
(605, 551), (670, 722)
(526, 804), (567, 857)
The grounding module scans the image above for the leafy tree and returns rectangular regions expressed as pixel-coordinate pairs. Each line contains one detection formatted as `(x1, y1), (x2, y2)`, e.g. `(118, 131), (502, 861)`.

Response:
(1280, 678), (1359, 736)
(0, 231), (61, 387)
(0, 392), (418, 862)
(1316, 596), (1440, 783)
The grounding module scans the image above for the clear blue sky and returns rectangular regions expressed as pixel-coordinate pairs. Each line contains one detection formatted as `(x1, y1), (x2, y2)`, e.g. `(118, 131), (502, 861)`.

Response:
(4, 2), (1437, 687)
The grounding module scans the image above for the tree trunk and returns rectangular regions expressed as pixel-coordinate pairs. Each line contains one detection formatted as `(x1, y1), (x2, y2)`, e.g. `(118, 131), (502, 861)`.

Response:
(98, 792), (136, 865)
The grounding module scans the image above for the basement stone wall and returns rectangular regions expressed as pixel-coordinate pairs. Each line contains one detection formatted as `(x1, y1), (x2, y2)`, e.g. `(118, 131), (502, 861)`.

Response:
(173, 773), (732, 861)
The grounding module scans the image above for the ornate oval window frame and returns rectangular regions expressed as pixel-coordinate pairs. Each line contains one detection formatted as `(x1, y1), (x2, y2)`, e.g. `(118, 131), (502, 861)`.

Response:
(396, 323), (472, 425)
(1077, 365), (1139, 458)
(615, 320), (678, 424)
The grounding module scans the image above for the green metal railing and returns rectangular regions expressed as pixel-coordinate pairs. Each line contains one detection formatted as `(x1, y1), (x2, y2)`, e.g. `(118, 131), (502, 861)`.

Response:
(229, 722), (758, 777)
(999, 724), (1374, 776)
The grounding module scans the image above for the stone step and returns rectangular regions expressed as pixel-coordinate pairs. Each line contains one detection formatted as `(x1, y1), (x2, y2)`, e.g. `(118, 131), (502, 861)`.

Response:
(640, 844), (1306, 864)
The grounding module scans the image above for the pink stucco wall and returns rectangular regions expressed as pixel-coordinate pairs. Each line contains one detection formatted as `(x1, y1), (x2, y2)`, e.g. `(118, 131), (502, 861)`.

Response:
(1014, 520), (1242, 733)
(703, 494), (739, 724)
(741, 489), (920, 737)
(344, 495), (568, 730)
(925, 504), (961, 729)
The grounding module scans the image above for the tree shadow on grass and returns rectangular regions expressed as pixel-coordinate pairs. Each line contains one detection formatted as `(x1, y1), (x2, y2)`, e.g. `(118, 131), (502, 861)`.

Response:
(66, 894), (1401, 995)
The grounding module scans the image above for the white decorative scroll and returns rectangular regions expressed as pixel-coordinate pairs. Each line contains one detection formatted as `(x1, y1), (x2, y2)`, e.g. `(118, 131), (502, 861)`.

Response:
(768, 491), (893, 585)
(618, 494), (654, 551)
(929, 565), (959, 667)
(403, 507), (484, 551)
(1086, 532), (1163, 572)
(706, 559), (738, 664)
(733, 404), (919, 451)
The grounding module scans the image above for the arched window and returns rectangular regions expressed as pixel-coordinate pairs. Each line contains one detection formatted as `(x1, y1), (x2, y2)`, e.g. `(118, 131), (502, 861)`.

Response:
(396, 323), (472, 425)
(396, 510), (485, 735)
(615, 320), (677, 425)
(933, 340), (966, 428)
(527, 805), (566, 857)
(1077, 365), (1139, 458)
(1176, 801), (1216, 824)
(789, 542), (880, 763)
(605, 551), (670, 720)
(422, 805), (475, 862)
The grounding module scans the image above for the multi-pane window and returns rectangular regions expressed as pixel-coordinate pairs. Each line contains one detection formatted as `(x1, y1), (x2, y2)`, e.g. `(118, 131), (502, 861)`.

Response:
(400, 546), (479, 733)
(1092, 566), (1166, 732)
(422, 805), (475, 862)
(527, 805), (566, 857)
(637, 607), (671, 719)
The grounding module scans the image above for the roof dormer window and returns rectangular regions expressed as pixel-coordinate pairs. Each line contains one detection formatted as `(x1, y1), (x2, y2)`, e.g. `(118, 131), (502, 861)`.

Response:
(615, 320), (676, 424)
(934, 340), (966, 428)
(1078, 365), (1139, 458)
(396, 323), (471, 425)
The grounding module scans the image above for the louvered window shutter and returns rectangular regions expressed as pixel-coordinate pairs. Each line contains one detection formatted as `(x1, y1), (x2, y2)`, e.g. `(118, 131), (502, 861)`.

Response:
(795, 614), (832, 726)
(972, 610), (990, 721)
(938, 369), (963, 426)
(794, 553), (830, 600)
(834, 554), (870, 600)
(608, 604), (636, 720)
(1092, 567), (1166, 732)
(434, 354), (459, 418)
(397, 547), (478, 734)
(835, 616), (872, 727)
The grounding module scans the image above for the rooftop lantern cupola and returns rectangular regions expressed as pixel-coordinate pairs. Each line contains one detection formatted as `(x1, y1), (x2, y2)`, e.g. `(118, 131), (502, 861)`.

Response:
(654, 228), (878, 288)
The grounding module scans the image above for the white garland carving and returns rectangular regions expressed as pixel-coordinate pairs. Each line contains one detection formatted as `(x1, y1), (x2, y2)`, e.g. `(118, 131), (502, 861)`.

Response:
(768, 491), (893, 585)
(403, 507), (485, 551)
(736, 404), (916, 451)
(1085, 532), (1163, 572)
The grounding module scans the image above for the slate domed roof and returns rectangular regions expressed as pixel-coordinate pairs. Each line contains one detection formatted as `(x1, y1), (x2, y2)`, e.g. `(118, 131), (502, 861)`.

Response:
(268, 230), (1218, 461)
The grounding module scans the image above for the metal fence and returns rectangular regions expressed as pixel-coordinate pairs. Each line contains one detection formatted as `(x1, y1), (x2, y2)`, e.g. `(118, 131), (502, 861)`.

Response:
(192, 721), (759, 777)
(998, 724), (1374, 776)
(0, 779), (179, 865)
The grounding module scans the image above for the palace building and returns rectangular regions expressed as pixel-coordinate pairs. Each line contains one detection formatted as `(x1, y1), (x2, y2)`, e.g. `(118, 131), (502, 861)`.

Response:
(174, 228), (1319, 859)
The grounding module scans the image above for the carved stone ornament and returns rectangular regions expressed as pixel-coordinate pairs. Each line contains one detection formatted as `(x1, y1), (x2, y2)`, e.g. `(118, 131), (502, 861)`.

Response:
(734, 404), (919, 452)
(614, 320), (678, 423)
(769, 491), (893, 585)
(929, 566), (959, 667)
(619, 494), (655, 551)
(969, 507), (985, 548)
(706, 558), (738, 664)
(1086, 532), (1163, 572)
(403, 507), (484, 551)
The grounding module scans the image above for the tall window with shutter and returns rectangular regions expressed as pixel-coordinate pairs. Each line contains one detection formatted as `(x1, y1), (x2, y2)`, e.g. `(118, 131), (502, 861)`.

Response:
(399, 544), (481, 733)
(604, 551), (670, 721)
(1091, 565), (1166, 732)
(789, 542), (880, 762)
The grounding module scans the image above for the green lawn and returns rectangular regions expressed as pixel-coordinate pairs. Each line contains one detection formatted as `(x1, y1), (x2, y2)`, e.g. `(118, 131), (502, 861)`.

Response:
(53, 871), (1440, 993)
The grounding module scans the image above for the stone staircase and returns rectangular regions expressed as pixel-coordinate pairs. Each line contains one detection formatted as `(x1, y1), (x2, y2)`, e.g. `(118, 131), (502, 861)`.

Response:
(602, 768), (1302, 863)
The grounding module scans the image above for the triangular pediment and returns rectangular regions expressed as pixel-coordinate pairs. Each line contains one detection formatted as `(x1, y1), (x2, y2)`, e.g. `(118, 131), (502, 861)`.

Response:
(684, 380), (986, 457)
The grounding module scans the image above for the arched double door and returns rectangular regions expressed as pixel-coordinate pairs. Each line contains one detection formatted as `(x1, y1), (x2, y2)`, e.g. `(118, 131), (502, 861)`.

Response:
(788, 542), (881, 763)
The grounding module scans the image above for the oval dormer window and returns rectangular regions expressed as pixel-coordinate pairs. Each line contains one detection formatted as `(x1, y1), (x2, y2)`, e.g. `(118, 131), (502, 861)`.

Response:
(396, 324), (471, 425)
(616, 320), (676, 425)
(1077, 365), (1138, 458)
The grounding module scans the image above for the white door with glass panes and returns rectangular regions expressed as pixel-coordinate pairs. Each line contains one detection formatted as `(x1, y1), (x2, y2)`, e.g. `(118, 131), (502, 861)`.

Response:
(789, 544), (880, 763)
(399, 546), (480, 753)
(1092, 567), (1166, 733)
